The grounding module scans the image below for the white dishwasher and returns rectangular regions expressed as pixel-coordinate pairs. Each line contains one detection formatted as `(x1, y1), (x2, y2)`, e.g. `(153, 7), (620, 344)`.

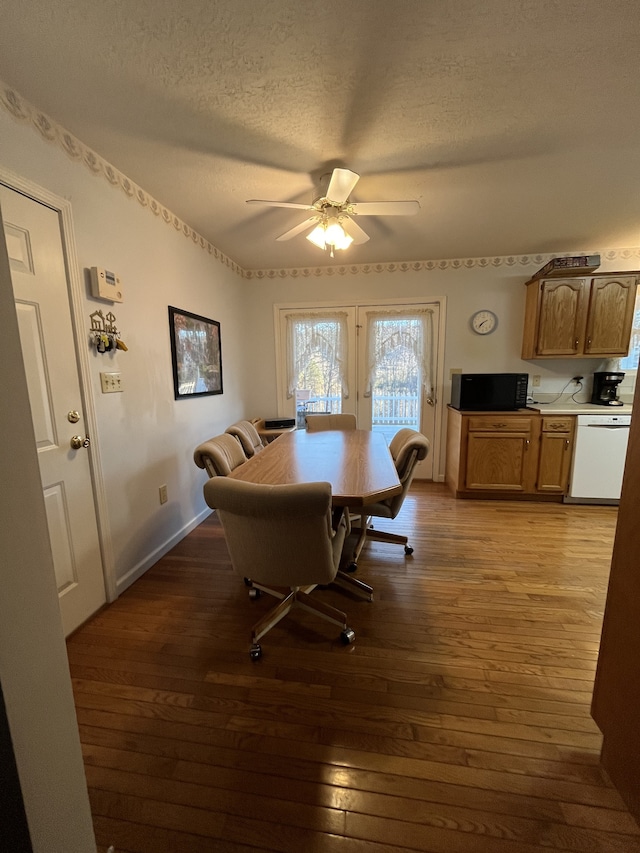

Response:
(566, 413), (631, 503)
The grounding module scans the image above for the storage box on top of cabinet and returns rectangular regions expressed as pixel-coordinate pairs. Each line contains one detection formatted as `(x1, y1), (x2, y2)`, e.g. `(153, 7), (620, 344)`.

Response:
(521, 271), (639, 359)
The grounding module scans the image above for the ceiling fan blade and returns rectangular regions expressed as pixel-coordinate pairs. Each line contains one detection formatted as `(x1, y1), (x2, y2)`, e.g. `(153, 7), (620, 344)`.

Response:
(246, 199), (312, 210)
(325, 168), (360, 205)
(341, 216), (370, 245)
(275, 216), (319, 242)
(349, 200), (420, 216)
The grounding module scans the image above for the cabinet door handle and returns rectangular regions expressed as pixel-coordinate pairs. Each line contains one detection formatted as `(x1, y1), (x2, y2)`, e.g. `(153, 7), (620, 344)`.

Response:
(565, 439), (570, 449)
(574, 338), (579, 348)
(525, 439), (530, 449)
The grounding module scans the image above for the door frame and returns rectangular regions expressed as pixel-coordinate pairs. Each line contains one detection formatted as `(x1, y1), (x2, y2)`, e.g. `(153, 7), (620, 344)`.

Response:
(1, 166), (116, 602)
(273, 296), (447, 481)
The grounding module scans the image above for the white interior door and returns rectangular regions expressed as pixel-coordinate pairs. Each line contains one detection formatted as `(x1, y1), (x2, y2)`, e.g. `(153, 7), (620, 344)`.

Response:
(1, 185), (106, 636)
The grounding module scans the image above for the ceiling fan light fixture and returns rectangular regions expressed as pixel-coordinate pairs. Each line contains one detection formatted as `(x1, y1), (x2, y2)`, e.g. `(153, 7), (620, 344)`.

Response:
(307, 217), (353, 253)
(325, 218), (353, 250)
(247, 166), (416, 251)
(306, 223), (328, 249)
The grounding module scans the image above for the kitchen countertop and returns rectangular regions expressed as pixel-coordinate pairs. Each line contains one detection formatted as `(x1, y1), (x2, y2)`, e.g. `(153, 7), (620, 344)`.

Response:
(526, 401), (633, 416)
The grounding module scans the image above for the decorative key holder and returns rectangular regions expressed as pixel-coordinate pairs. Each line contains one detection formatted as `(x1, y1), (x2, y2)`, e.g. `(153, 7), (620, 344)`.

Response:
(89, 310), (128, 353)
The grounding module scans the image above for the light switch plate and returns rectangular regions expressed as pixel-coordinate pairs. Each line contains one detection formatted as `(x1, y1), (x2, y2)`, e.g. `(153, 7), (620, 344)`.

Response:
(100, 371), (122, 393)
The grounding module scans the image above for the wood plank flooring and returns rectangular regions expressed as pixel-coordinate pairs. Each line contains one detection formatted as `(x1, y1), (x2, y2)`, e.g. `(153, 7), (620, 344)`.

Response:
(67, 482), (640, 852)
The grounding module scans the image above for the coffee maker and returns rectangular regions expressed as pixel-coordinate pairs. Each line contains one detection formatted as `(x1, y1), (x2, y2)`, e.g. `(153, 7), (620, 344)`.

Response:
(591, 371), (625, 406)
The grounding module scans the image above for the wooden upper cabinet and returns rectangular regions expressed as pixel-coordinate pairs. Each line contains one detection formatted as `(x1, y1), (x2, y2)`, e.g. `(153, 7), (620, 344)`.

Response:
(533, 278), (588, 357)
(585, 276), (637, 355)
(522, 272), (638, 359)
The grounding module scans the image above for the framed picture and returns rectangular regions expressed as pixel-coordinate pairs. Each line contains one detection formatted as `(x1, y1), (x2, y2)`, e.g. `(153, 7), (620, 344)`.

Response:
(168, 306), (223, 399)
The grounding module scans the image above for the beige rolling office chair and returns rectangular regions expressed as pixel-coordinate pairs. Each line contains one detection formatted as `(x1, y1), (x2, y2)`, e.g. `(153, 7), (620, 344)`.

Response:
(193, 433), (247, 477)
(204, 477), (362, 659)
(305, 413), (357, 431)
(225, 419), (264, 457)
(347, 428), (430, 571)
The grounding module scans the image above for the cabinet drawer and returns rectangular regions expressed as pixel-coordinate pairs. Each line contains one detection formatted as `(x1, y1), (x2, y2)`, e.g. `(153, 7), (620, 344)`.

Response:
(541, 416), (574, 434)
(468, 416), (532, 433)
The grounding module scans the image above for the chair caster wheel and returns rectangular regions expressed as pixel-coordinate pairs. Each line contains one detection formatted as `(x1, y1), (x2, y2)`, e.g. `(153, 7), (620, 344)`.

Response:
(243, 577), (253, 587)
(404, 545), (414, 555)
(249, 643), (262, 660)
(248, 587), (262, 600)
(341, 628), (356, 645)
(346, 562), (358, 573)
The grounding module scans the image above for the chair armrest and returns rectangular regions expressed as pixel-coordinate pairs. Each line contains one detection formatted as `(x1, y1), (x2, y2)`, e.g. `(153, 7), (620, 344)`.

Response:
(332, 506), (351, 537)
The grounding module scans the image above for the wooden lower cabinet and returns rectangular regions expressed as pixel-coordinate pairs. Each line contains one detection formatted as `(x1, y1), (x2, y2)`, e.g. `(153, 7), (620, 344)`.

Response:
(465, 415), (536, 492)
(537, 416), (574, 492)
(446, 408), (575, 500)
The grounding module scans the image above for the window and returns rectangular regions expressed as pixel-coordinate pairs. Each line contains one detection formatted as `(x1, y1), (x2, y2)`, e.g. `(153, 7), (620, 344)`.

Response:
(364, 311), (433, 441)
(285, 312), (349, 414)
(618, 290), (640, 371)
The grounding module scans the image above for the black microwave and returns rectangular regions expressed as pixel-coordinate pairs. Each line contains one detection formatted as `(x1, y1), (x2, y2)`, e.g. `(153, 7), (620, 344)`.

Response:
(450, 373), (529, 411)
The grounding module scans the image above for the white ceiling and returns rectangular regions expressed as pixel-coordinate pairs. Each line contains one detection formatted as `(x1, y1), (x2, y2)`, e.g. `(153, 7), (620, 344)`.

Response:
(2, 0), (640, 271)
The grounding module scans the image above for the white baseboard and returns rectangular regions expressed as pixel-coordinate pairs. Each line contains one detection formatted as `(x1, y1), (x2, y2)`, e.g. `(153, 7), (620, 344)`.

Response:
(116, 507), (213, 595)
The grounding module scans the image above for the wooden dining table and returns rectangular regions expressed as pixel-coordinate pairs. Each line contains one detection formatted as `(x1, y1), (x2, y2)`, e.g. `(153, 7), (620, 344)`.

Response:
(228, 428), (401, 507)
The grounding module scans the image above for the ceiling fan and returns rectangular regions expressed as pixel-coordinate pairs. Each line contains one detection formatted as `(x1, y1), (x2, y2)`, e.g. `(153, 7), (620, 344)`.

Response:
(246, 168), (420, 256)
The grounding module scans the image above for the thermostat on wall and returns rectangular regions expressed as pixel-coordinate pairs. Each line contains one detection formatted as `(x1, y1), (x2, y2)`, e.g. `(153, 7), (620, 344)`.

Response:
(90, 266), (124, 302)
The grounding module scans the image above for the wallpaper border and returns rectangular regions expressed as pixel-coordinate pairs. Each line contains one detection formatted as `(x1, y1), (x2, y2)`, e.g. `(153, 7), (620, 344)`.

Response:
(2, 81), (639, 281)
(0, 82), (243, 276)
(243, 248), (640, 279)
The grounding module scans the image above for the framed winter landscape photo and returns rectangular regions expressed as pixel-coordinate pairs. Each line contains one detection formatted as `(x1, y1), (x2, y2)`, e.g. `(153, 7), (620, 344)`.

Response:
(168, 306), (223, 399)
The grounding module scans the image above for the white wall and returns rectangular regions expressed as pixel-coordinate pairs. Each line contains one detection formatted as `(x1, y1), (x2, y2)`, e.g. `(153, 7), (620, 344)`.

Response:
(2, 94), (640, 573)
(1, 81), (639, 851)
(241, 257), (640, 477)
(0, 106), (249, 593)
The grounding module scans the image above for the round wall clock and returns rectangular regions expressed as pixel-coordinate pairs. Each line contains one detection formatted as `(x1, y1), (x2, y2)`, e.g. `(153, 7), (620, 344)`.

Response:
(470, 309), (498, 335)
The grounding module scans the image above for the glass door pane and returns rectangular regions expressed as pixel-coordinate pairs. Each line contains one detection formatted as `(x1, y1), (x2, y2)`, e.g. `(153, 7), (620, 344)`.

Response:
(276, 302), (440, 480)
(294, 318), (344, 416)
(357, 304), (439, 480)
(276, 308), (357, 425)
(368, 315), (422, 443)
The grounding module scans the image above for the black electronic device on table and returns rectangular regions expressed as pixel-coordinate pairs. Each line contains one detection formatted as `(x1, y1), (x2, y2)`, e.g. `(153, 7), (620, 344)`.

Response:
(263, 417), (296, 429)
(591, 372), (625, 407)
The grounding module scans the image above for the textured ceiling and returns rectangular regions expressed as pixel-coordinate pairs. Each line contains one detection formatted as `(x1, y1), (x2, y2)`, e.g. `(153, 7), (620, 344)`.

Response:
(1, 0), (640, 271)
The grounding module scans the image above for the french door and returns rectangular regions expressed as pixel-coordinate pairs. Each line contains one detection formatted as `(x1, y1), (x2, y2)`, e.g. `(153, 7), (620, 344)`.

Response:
(275, 300), (442, 480)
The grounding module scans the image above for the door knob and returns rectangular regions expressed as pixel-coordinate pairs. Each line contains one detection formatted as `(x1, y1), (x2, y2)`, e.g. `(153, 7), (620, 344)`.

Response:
(70, 434), (91, 450)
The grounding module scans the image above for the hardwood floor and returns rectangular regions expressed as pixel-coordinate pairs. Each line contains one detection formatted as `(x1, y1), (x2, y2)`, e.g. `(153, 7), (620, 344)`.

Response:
(67, 482), (640, 852)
